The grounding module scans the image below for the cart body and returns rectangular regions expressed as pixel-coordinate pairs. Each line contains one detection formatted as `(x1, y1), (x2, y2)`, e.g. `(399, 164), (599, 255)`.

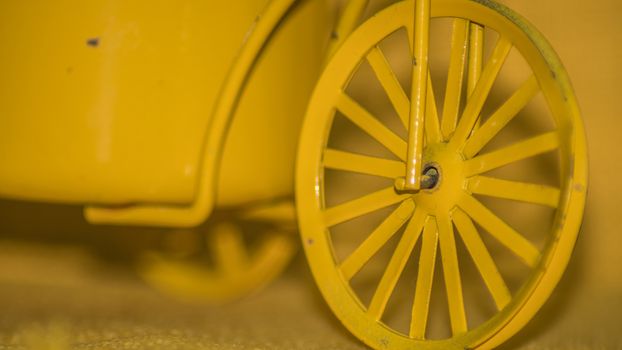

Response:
(0, 0), (332, 220)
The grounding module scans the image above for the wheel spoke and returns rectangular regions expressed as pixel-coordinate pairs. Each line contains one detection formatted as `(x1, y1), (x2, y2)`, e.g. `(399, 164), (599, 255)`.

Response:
(467, 176), (560, 208)
(336, 93), (408, 161)
(458, 193), (540, 267)
(340, 199), (415, 281)
(324, 187), (410, 227)
(463, 131), (559, 177)
(450, 36), (512, 147)
(366, 45), (441, 144)
(324, 149), (405, 179)
(463, 75), (540, 158)
(425, 75), (442, 144)
(441, 19), (469, 140)
(367, 46), (410, 129)
(438, 213), (467, 335)
(453, 208), (511, 310)
(368, 208), (427, 320)
(410, 217), (439, 339)
(467, 22), (484, 97)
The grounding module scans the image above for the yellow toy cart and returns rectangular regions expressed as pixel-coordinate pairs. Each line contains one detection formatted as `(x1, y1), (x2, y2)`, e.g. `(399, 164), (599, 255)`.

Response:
(0, 0), (587, 349)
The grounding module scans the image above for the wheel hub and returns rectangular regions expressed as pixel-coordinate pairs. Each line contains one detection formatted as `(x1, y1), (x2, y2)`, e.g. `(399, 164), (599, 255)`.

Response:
(409, 142), (465, 215)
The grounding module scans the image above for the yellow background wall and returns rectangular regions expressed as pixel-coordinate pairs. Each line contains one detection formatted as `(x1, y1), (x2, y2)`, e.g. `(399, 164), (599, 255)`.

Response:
(500, 0), (622, 294)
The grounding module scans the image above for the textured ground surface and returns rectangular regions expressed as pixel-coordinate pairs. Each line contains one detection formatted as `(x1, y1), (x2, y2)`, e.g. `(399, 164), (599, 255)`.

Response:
(0, 239), (620, 350)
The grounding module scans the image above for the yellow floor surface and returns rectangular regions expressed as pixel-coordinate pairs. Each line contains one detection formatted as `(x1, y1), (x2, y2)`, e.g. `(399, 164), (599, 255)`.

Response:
(0, 239), (619, 350)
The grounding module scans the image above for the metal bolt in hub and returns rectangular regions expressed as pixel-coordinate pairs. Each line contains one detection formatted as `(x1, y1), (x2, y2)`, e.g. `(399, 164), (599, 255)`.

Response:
(394, 164), (440, 193)
(420, 165), (440, 189)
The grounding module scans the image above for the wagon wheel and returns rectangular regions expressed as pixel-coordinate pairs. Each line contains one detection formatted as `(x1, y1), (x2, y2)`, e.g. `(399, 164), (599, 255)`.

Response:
(296, 0), (586, 349)
(138, 216), (296, 303)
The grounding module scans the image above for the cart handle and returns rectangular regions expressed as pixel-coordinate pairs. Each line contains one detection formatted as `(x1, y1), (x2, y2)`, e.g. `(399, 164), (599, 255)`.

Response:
(329, 0), (433, 191)
(396, 0), (431, 192)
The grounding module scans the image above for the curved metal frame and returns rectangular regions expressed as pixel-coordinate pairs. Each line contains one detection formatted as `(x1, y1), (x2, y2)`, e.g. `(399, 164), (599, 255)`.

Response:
(85, 0), (368, 228)
(85, 0), (300, 227)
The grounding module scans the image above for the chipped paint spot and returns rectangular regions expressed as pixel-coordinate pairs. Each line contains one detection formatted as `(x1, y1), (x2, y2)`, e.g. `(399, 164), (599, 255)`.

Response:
(86, 37), (100, 47)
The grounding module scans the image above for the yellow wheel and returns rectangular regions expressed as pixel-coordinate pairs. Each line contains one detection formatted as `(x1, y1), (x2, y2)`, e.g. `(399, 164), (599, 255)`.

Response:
(138, 214), (296, 303)
(296, 0), (586, 349)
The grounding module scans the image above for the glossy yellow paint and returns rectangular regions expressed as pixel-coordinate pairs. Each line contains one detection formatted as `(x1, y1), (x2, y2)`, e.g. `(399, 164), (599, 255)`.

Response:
(296, 0), (587, 349)
(0, 0), (333, 228)
(215, 0), (332, 207)
(326, 0), (369, 59)
(0, 0), (265, 205)
(86, 0), (332, 227)
(401, 0), (431, 191)
(86, 0), (330, 226)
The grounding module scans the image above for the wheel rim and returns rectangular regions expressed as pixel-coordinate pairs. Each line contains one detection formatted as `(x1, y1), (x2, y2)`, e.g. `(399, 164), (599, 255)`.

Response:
(296, 0), (587, 349)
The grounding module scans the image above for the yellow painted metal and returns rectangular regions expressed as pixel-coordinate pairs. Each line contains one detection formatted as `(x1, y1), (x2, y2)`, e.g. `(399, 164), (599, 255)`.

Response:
(137, 199), (297, 302)
(467, 23), (485, 97)
(400, 0), (431, 191)
(336, 93), (408, 160)
(462, 74), (539, 158)
(457, 193), (540, 268)
(323, 188), (410, 228)
(338, 199), (415, 281)
(214, 0), (332, 208)
(410, 217), (438, 339)
(323, 149), (405, 179)
(138, 222), (296, 303)
(449, 35), (512, 148)
(437, 213), (467, 335)
(0, 0), (266, 205)
(441, 19), (469, 141)
(367, 46), (410, 128)
(326, 0), (369, 59)
(452, 207), (511, 310)
(368, 208), (426, 321)
(88, 0), (333, 226)
(467, 22), (484, 129)
(466, 175), (560, 208)
(296, 0), (587, 349)
(0, 0), (333, 228)
(425, 77), (443, 143)
(462, 131), (560, 177)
